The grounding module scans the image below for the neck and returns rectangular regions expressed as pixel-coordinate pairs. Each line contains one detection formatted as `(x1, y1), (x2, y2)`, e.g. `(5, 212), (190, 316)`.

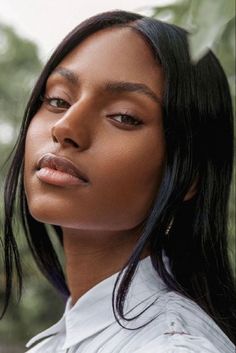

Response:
(62, 226), (148, 305)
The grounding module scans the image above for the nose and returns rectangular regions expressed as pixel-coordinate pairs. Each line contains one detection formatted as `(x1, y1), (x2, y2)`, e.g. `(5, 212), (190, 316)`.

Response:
(51, 100), (92, 150)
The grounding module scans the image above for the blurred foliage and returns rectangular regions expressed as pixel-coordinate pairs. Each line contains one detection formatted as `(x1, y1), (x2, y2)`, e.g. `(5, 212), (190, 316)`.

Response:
(0, 0), (235, 350)
(0, 24), (64, 351)
(152, 0), (235, 62)
(0, 23), (42, 163)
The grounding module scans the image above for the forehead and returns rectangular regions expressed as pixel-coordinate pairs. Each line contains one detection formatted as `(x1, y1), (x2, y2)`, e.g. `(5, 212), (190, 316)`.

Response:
(54, 27), (164, 96)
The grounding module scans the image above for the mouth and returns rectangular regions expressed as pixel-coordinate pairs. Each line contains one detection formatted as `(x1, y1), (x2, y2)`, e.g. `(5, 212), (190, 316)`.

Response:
(36, 153), (89, 187)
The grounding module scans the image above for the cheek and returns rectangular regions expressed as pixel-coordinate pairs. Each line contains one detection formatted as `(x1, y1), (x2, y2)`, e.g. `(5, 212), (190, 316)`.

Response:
(24, 117), (49, 172)
(91, 130), (166, 228)
(23, 116), (52, 210)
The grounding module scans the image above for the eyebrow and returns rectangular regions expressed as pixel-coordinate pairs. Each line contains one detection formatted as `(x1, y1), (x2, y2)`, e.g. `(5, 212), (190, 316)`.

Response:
(50, 66), (162, 105)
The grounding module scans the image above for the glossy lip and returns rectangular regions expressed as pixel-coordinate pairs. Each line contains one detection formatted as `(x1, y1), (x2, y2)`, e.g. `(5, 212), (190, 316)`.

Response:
(36, 153), (89, 186)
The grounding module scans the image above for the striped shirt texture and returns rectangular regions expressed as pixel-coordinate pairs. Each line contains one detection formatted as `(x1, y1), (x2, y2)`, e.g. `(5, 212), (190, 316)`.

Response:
(25, 256), (235, 353)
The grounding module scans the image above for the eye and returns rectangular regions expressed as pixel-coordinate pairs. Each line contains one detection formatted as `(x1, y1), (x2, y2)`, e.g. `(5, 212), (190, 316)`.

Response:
(108, 113), (143, 127)
(40, 95), (70, 110)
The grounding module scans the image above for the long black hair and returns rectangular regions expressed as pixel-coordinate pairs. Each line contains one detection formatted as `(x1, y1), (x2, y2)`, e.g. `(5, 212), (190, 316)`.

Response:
(2, 10), (236, 343)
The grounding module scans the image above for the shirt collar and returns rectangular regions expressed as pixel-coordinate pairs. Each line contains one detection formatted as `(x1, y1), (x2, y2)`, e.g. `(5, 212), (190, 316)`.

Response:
(26, 255), (169, 350)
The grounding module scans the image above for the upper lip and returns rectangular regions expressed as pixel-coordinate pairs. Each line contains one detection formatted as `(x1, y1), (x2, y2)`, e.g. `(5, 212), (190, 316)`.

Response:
(37, 153), (89, 182)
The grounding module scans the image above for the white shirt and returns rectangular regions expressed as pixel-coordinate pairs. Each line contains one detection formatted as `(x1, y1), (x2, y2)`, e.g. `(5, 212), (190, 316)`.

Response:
(25, 256), (235, 353)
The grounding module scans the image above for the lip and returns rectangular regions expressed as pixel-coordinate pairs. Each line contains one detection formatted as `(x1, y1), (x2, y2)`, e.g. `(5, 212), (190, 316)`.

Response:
(36, 153), (89, 187)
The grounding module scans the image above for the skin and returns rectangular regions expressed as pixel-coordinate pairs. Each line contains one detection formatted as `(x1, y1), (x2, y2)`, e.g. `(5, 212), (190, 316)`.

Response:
(24, 27), (195, 304)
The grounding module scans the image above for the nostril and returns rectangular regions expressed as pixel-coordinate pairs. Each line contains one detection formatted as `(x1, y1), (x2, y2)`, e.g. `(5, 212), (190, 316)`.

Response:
(64, 138), (80, 148)
(52, 134), (79, 148)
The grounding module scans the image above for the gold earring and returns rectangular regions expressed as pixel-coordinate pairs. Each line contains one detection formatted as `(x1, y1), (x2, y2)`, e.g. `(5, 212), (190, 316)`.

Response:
(165, 217), (174, 235)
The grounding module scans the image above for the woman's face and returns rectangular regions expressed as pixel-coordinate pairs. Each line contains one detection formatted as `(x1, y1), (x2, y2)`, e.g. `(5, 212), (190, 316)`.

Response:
(24, 27), (166, 231)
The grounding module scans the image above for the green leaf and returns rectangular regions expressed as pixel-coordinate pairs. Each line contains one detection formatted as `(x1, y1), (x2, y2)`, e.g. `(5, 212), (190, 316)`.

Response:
(188, 0), (235, 61)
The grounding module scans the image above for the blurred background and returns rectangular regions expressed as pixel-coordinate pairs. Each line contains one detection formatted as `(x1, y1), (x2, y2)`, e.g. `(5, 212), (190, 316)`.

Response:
(0, 0), (235, 352)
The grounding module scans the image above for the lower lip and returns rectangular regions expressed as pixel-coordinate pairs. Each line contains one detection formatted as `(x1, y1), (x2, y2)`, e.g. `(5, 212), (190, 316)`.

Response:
(36, 167), (88, 187)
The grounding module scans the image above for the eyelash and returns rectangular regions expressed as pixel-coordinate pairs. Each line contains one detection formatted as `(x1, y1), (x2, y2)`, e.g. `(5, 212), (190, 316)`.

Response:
(40, 95), (143, 127)
(40, 95), (70, 109)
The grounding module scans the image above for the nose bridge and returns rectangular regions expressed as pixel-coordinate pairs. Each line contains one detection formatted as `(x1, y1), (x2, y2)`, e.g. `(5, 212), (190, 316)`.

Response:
(52, 96), (95, 149)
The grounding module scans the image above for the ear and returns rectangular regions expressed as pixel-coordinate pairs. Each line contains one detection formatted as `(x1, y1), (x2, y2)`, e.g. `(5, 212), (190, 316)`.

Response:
(183, 179), (198, 201)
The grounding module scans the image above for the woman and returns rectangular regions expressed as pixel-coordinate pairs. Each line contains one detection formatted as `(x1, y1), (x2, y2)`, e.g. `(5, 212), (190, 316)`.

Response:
(2, 10), (235, 353)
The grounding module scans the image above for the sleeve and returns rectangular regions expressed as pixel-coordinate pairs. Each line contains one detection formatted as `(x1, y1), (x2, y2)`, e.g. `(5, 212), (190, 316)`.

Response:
(132, 333), (222, 353)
